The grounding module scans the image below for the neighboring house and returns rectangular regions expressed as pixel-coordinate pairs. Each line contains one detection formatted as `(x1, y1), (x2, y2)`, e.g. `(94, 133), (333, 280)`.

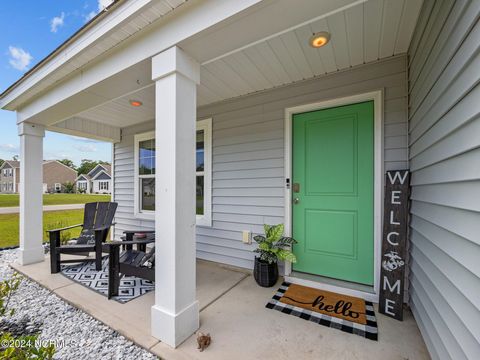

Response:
(75, 164), (111, 194)
(0, 160), (19, 193)
(42, 160), (77, 193)
(1, 0), (478, 358)
(0, 160), (76, 194)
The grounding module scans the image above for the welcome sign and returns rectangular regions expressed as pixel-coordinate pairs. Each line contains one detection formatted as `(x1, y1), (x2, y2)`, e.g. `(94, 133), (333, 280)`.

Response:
(379, 170), (410, 321)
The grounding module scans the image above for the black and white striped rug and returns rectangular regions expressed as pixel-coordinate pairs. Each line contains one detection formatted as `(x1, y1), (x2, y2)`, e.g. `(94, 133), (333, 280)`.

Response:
(266, 282), (378, 340)
(61, 257), (154, 303)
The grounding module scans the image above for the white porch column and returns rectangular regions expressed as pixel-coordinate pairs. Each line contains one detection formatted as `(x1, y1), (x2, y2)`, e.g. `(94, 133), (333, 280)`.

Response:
(18, 122), (45, 265)
(151, 46), (200, 347)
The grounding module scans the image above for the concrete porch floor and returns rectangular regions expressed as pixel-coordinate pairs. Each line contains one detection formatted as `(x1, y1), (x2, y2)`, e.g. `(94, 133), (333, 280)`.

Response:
(11, 256), (430, 360)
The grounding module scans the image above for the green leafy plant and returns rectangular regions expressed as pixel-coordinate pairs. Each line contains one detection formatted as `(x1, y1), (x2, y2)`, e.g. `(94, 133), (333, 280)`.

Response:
(44, 221), (72, 245)
(0, 273), (21, 317)
(0, 275), (56, 359)
(253, 224), (298, 264)
(62, 182), (75, 194)
(0, 333), (55, 360)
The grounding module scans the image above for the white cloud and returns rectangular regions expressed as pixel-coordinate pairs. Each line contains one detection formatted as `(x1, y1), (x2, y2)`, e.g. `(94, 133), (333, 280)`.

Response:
(0, 144), (19, 153)
(98, 0), (115, 11)
(74, 144), (97, 152)
(8, 46), (33, 71)
(50, 12), (65, 33)
(84, 0), (114, 22)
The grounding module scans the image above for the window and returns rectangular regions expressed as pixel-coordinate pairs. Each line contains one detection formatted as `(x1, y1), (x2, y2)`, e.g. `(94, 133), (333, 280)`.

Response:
(134, 118), (212, 226)
(195, 119), (212, 226)
(9, 169), (13, 176)
(135, 132), (156, 214)
(55, 183), (62, 191)
(99, 181), (109, 191)
(8, 183), (13, 192)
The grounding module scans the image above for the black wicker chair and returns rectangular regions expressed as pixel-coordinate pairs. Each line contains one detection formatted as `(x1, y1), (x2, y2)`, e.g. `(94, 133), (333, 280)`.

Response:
(106, 230), (155, 299)
(48, 202), (118, 273)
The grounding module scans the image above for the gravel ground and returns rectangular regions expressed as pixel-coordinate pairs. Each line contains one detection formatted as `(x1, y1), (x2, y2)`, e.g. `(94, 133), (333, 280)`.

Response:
(0, 249), (158, 360)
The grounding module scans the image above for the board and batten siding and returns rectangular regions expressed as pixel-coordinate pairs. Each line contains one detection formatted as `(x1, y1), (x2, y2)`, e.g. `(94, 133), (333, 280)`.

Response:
(407, 0), (480, 359)
(113, 55), (408, 270)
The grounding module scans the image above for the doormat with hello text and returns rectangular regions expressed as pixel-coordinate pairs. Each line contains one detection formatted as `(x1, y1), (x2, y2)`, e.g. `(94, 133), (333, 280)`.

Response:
(266, 282), (378, 340)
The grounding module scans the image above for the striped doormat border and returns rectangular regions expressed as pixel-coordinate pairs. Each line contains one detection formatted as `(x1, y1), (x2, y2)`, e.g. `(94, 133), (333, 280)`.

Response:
(266, 282), (378, 341)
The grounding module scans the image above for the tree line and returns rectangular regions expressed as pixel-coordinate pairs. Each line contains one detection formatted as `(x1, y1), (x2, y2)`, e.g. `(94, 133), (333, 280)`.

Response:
(57, 159), (110, 175)
(0, 157), (110, 176)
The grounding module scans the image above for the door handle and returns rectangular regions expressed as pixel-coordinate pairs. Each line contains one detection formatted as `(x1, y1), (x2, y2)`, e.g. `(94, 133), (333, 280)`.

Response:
(293, 197), (300, 204)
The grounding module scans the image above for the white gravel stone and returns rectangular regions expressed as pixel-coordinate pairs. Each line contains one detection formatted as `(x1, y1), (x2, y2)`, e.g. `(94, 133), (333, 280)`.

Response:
(0, 248), (158, 360)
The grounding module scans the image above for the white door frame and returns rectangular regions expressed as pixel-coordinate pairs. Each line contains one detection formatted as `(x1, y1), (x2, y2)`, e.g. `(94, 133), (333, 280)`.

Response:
(283, 90), (384, 303)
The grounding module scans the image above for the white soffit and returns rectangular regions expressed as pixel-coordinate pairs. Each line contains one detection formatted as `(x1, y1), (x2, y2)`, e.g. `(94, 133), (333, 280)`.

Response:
(79, 0), (422, 127)
(196, 0), (423, 106)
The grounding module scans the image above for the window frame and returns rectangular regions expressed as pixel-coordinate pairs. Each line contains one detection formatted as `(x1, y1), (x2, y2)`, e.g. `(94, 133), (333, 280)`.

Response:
(54, 183), (62, 191)
(99, 180), (109, 191)
(133, 118), (212, 226)
(134, 131), (156, 219)
(195, 118), (212, 227)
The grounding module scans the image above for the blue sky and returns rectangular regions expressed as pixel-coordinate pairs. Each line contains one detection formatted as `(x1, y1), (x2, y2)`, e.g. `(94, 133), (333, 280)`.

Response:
(0, 0), (114, 166)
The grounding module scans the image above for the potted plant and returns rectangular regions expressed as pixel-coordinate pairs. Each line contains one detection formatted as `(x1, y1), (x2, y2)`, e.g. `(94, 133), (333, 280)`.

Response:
(253, 224), (297, 287)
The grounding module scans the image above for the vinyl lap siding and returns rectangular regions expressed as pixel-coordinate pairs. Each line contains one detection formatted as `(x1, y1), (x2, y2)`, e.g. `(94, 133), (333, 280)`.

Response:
(407, 0), (480, 359)
(114, 55), (408, 270)
(113, 121), (155, 238)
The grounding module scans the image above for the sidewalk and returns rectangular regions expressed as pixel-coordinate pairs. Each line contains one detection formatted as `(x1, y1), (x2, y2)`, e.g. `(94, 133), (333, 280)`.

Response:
(0, 203), (84, 214)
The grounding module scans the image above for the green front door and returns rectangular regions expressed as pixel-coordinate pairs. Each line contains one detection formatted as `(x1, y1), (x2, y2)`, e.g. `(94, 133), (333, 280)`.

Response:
(292, 101), (374, 285)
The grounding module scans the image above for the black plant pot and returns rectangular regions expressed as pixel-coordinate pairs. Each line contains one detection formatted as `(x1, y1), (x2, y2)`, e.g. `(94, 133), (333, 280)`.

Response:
(253, 257), (278, 287)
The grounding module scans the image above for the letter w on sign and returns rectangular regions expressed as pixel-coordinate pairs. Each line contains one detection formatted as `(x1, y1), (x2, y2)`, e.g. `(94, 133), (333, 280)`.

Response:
(379, 170), (410, 321)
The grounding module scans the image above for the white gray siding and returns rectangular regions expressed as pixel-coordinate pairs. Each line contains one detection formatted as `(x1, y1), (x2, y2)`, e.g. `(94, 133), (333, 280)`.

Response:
(113, 55), (408, 269)
(407, 0), (480, 359)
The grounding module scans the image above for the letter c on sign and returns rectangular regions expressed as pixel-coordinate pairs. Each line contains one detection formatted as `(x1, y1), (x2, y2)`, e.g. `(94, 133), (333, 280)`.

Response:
(387, 232), (400, 246)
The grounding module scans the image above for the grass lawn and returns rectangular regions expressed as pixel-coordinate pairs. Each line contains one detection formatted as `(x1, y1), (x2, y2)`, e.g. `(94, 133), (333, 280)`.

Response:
(0, 194), (111, 207)
(0, 209), (84, 248)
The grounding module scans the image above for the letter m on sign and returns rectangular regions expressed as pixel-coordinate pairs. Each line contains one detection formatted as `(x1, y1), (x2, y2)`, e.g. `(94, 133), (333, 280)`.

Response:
(379, 170), (410, 321)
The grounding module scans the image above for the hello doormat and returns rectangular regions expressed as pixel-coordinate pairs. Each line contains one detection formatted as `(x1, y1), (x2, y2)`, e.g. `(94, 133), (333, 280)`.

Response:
(266, 282), (378, 340)
(61, 257), (154, 303)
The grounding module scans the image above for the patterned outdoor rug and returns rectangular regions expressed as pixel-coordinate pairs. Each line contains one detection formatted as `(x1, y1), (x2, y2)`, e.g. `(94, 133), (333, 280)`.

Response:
(61, 257), (154, 303)
(266, 282), (378, 340)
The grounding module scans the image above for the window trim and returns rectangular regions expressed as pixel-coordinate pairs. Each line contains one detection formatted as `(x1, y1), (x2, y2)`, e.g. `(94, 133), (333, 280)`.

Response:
(133, 118), (212, 226)
(196, 118), (212, 227)
(99, 180), (109, 191)
(134, 131), (156, 220)
(77, 181), (87, 190)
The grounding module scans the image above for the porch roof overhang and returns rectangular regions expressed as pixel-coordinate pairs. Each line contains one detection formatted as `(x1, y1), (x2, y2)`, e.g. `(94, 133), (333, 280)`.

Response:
(1, 0), (423, 142)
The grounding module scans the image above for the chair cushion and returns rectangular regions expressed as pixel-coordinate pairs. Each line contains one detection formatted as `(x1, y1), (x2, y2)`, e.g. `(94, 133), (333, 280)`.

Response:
(140, 246), (155, 268)
(76, 229), (96, 245)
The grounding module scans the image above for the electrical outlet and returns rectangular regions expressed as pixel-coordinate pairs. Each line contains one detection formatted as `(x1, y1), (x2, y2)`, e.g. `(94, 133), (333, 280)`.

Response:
(242, 230), (251, 244)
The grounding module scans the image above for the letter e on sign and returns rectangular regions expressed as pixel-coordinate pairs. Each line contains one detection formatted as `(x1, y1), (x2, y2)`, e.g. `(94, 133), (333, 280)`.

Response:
(391, 191), (401, 204)
(385, 299), (396, 317)
(379, 170), (410, 321)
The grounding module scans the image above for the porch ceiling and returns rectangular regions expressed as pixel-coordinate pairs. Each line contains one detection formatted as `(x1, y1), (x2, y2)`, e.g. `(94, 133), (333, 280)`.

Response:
(75, 0), (422, 128)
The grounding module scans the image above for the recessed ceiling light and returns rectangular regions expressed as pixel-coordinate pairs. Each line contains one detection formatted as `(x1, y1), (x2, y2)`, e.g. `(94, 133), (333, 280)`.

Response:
(130, 100), (143, 107)
(310, 31), (331, 48)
